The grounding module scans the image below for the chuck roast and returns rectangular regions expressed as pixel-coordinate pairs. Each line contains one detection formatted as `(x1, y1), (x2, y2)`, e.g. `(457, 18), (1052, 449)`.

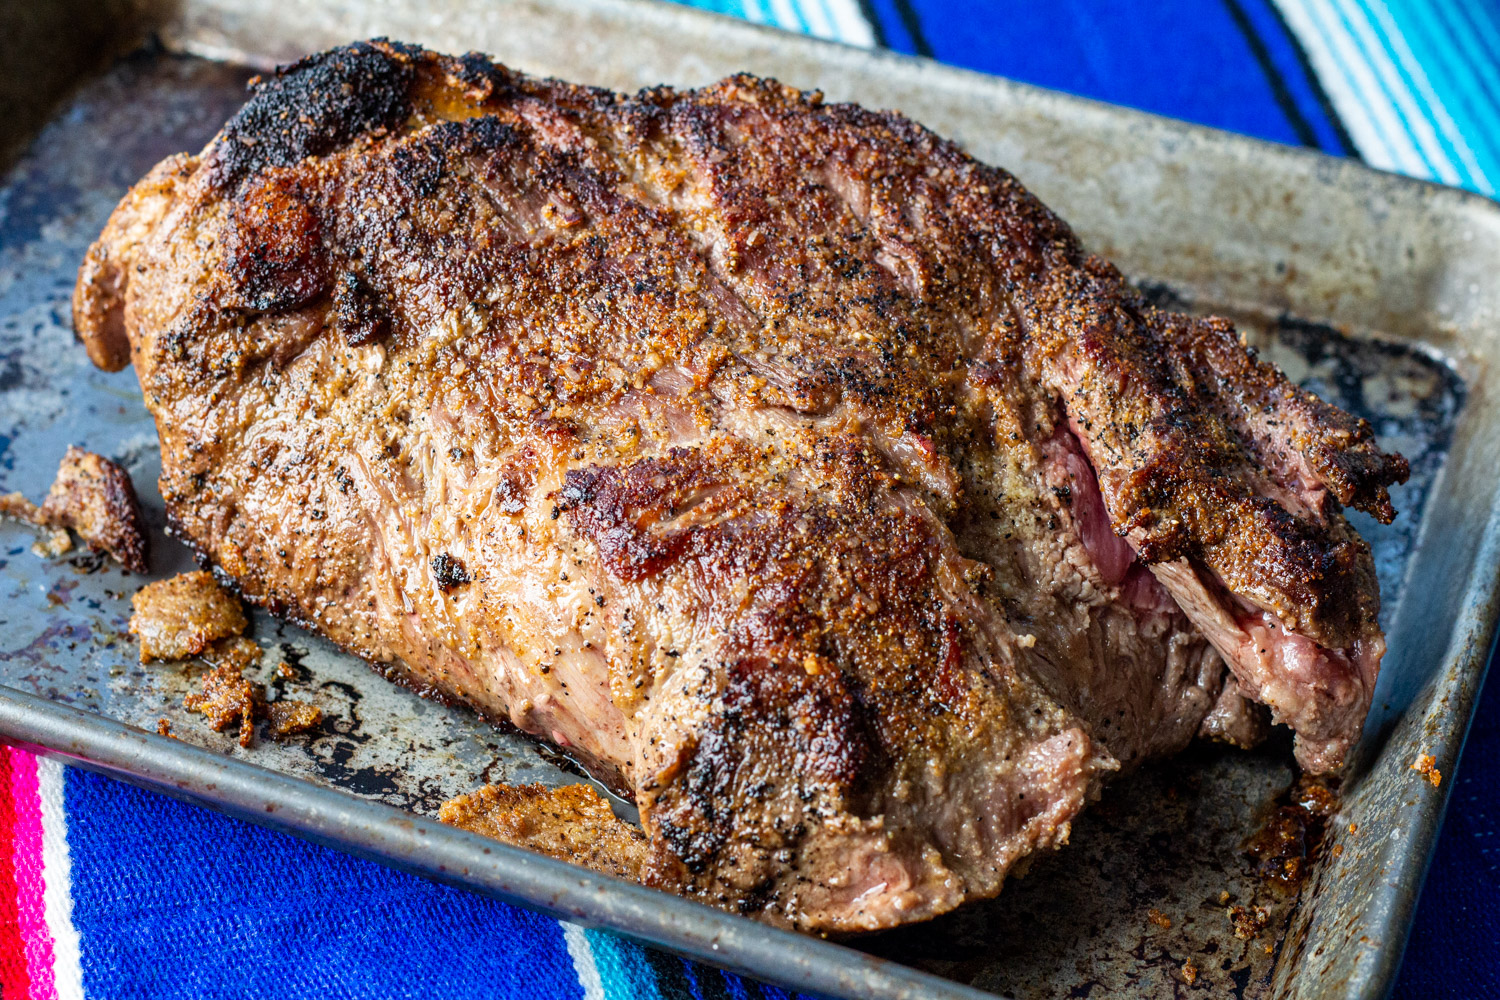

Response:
(73, 41), (1406, 931)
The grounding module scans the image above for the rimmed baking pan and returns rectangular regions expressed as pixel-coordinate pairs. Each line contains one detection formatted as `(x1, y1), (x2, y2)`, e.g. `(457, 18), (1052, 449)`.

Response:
(1, 1), (1497, 997)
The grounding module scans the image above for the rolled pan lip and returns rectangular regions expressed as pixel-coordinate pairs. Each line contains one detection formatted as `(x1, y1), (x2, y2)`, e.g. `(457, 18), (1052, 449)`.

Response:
(0, 684), (998, 1000)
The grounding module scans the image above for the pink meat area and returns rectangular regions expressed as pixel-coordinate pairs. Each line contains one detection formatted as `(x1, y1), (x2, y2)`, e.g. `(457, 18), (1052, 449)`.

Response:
(1050, 427), (1380, 772)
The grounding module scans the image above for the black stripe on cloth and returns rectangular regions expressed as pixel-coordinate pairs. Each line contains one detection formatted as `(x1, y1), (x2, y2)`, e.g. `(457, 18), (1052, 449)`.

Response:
(855, 0), (891, 48)
(643, 947), (706, 999)
(1255, 0), (1363, 157)
(889, 0), (934, 57)
(1221, 0), (1324, 148)
(688, 962), (737, 1000)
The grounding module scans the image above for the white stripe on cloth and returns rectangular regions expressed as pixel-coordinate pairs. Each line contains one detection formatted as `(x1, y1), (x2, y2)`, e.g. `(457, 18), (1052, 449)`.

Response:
(820, 0), (877, 48)
(36, 758), (84, 1000)
(563, 922), (607, 1000)
(1275, 0), (1433, 177)
(1327, 0), (1463, 185)
(758, 0), (875, 47)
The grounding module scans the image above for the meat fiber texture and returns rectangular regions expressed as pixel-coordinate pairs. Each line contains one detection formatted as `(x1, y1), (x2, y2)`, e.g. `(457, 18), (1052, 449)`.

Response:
(72, 41), (1407, 932)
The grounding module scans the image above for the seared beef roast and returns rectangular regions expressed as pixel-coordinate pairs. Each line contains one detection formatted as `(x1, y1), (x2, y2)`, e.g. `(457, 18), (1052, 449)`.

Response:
(73, 41), (1406, 931)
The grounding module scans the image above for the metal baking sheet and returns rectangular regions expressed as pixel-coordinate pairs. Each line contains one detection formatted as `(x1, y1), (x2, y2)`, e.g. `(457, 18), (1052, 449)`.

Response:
(2, 2), (1498, 998)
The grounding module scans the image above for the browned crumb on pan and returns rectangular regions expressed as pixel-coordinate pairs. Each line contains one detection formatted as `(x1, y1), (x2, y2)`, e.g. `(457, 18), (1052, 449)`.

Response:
(38, 446), (149, 573)
(1, 492), (73, 558)
(268, 699), (323, 738)
(129, 570), (248, 662)
(1412, 753), (1442, 787)
(156, 718), (172, 737)
(184, 661), (265, 748)
(1230, 903), (1271, 940)
(33, 527), (73, 559)
(0, 493), (40, 521)
(0, 448), (149, 572)
(1147, 908), (1172, 929)
(438, 783), (648, 881)
(202, 635), (264, 673)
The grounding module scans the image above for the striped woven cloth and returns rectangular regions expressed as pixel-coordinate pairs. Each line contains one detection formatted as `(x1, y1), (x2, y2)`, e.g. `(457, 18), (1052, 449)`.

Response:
(0, 1), (1495, 997)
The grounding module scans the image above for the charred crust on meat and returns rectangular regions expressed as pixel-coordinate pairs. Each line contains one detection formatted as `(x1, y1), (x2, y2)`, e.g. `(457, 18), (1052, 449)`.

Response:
(210, 40), (415, 190)
(431, 553), (471, 591)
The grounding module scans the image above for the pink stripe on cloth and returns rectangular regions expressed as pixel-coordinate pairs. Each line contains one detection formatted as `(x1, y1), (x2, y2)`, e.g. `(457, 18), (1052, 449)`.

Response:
(7, 748), (58, 1000)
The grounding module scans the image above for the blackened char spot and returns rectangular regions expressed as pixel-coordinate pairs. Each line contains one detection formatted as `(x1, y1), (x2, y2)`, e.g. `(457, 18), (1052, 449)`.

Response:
(333, 270), (390, 346)
(431, 553), (471, 591)
(211, 41), (415, 190)
(654, 654), (870, 878)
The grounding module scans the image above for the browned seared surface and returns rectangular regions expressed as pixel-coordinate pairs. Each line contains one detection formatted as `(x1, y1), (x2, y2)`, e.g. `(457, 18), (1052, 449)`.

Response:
(75, 41), (1403, 929)
(39, 445), (149, 573)
(439, 783), (648, 882)
(0, 447), (149, 571)
(130, 570), (248, 662)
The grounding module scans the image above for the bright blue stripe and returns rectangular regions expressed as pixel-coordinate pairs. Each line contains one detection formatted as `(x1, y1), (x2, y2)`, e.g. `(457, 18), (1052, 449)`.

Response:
(862, 0), (922, 53)
(1323, 0), (1446, 179)
(63, 768), (587, 1000)
(1434, 1), (1500, 169)
(721, 971), (753, 1000)
(585, 929), (669, 1000)
(786, 0), (814, 34)
(677, 958), (711, 1000)
(672, 0), (753, 17)
(1351, 0), (1477, 187)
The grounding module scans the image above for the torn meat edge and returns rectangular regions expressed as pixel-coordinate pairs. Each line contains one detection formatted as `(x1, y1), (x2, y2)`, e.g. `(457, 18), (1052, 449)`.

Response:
(1055, 425), (1378, 772)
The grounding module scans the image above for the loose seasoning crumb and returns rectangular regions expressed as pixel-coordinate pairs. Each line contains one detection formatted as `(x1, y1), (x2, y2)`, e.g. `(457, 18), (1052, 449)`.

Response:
(1230, 904), (1270, 940)
(1245, 774), (1338, 889)
(1147, 908), (1172, 929)
(203, 636), (264, 673)
(184, 663), (265, 748)
(156, 718), (172, 737)
(130, 571), (248, 662)
(1412, 753), (1442, 787)
(268, 699), (323, 738)
(31, 528), (73, 559)
(1182, 960), (1198, 986)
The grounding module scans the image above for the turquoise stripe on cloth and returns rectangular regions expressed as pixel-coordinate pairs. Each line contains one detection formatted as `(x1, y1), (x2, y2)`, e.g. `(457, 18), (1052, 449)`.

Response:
(1273, 0), (1499, 193)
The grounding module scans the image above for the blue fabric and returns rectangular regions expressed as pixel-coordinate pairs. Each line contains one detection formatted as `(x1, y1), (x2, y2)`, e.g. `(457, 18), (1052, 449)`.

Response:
(52, 2), (1500, 997)
(863, 0), (1355, 152)
(64, 770), (585, 1000)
